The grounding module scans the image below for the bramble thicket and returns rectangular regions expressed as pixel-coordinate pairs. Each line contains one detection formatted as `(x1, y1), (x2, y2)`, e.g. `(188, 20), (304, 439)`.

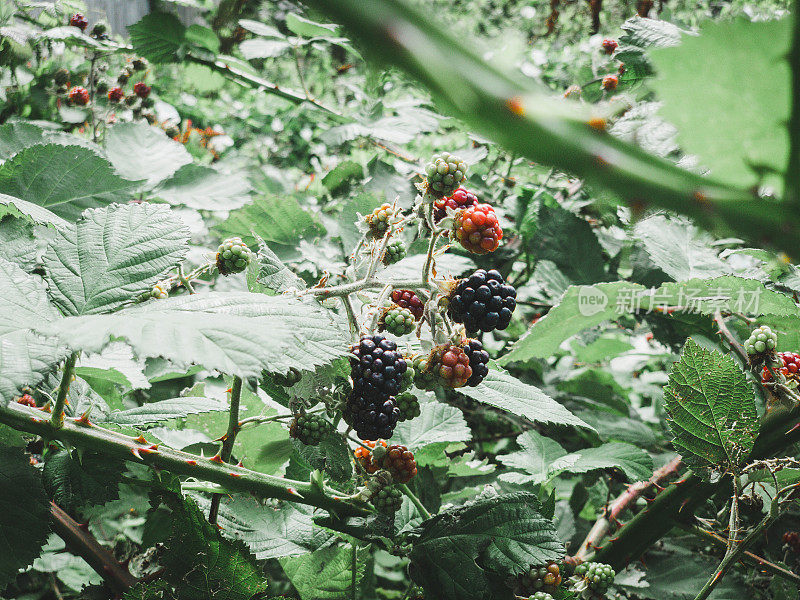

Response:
(1, 0), (800, 599)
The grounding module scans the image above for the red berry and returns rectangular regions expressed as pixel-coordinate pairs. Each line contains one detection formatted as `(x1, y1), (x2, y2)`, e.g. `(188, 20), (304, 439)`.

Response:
(354, 440), (387, 474)
(15, 393), (36, 408)
(601, 38), (618, 54)
(380, 444), (417, 483)
(107, 87), (124, 102)
(434, 187), (478, 221)
(68, 86), (90, 106)
(430, 344), (472, 388)
(602, 75), (618, 91)
(761, 352), (800, 383)
(453, 203), (503, 254)
(618, 63), (626, 75)
(783, 531), (800, 552)
(391, 289), (424, 320)
(133, 82), (151, 99)
(69, 13), (88, 31)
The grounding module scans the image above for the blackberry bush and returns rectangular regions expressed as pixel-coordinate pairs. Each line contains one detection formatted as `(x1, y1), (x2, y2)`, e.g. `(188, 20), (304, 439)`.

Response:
(448, 269), (517, 332)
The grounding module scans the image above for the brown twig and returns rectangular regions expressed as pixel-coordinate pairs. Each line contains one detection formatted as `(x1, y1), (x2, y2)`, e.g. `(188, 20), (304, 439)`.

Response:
(50, 502), (138, 594)
(713, 310), (750, 366)
(573, 457), (682, 561)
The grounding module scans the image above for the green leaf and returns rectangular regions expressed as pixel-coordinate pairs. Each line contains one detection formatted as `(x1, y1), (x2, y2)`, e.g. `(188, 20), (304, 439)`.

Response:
(619, 15), (684, 49)
(457, 368), (592, 430)
(664, 338), (758, 478)
(0, 446), (51, 587)
(129, 12), (187, 63)
(160, 493), (268, 600)
(0, 121), (44, 161)
(280, 543), (368, 600)
(572, 336), (633, 363)
(532, 203), (605, 284)
(409, 493), (563, 600)
(36, 293), (350, 377)
(193, 495), (333, 559)
(43, 203), (190, 315)
(649, 17), (790, 189)
(321, 160), (364, 194)
(250, 241), (305, 294)
(106, 123), (192, 188)
(155, 163), (252, 210)
(240, 38), (292, 59)
(101, 396), (229, 427)
(0, 215), (37, 271)
(213, 195), (324, 247)
(42, 449), (123, 511)
(287, 436), (353, 483)
(394, 402), (470, 449)
(549, 442), (654, 482)
(285, 12), (339, 37)
(31, 535), (103, 591)
(0, 144), (139, 220)
(498, 431), (567, 484)
(0, 193), (69, 228)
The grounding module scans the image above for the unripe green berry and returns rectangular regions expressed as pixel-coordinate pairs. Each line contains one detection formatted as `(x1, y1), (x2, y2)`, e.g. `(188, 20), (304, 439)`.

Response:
(216, 237), (252, 275)
(372, 485), (403, 514)
(425, 152), (467, 197)
(395, 392), (420, 421)
(383, 239), (406, 265)
(382, 305), (416, 336)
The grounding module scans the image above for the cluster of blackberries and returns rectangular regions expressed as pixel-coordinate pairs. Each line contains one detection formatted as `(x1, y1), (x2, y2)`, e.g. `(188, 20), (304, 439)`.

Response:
(515, 562), (562, 596)
(762, 351), (800, 383)
(448, 269), (516, 333)
(345, 335), (407, 439)
(570, 562), (616, 598)
(289, 413), (331, 446)
(745, 325), (777, 355)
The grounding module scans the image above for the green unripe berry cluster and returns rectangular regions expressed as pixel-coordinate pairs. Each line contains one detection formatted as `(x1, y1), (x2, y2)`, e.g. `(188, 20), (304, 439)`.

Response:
(366, 203), (394, 237)
(744, 325), (777, 355)
(425, 152), (467, 196)
(573, 562), (615, 594)
(395, 392), (421, 421)
(216, 237), (252, 275)
(383, 305), (416, 336)
(372, 485), (403, 514)
(383, 239), (406, 265)
(528, 593), (554, 600)
(412, 354), (438, 391)
(289, 413), (331, 446)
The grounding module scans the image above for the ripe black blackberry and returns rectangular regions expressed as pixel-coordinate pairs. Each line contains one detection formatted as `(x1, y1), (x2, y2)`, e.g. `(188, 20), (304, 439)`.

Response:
(462, 339), (490, 386)
(343, 391), (401, 440)
(448, 269), (516, 332)
(349, 335), (408, 399)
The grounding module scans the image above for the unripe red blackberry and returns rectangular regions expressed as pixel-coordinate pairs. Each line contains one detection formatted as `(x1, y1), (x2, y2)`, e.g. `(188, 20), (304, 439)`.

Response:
(381, 304), (416, 336)
(462, 339), (489, 386)
(107, 87), (124, 103)
(395, 392), (420, 421)
(349, 334), (408, 399)
(54, 69), (70, 86)
(429, 344), (472, 388)
(16, 393), (36, 408)
(602, 75), (618, 91)
(354, 440), (387, 474)
(448, 269), (517, 333)
(783, 531), (800, 553)
(516, 562), (562, 595)
(289, 413), (331, 446)
(382, 239), (406, 265)
(69, 13), (88, 31)
(434, 187), (478, 221)
(377, 444), (417, 483)
(216, 237), (252, 275)
(762, 351), (800, 383)
(391, 289), (424, 320)
(601, 38), (618, 54)
(133, 82), (151, 99)
(372, 485), (403, 514)
(425, 152), (467, 196)
(453, 203), (503, 254)
(366, 203), (394, 238)
(68, 86), (90, 106)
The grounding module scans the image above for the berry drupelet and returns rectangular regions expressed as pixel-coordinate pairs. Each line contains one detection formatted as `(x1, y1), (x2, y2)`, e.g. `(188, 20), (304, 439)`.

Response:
(448, 269), (517, 333)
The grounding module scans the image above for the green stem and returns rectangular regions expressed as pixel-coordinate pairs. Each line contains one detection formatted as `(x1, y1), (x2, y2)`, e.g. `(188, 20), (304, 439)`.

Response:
(209, 376), (243, 524)
(0, 403), (370, 517)
(785, 0), (800, 210)
(50, 353), (77, 429)
(399, 483), (431, 519)
(304, 278), (434, 297)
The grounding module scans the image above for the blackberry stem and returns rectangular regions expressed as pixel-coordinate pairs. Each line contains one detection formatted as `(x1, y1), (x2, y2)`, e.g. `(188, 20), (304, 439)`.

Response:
(50, 352), (77, 429)
(209, 377), (243, 524)
(399, 483), (431, 519)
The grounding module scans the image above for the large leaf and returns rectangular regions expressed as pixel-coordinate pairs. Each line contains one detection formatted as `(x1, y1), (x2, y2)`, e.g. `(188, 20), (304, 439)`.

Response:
(213, 195), (324, 247)
(0, 216), (37, 271)
(458, 368), (592, 430)
(549, 442), (653, 482)
(155, 163), (252, 210)
(129, 12), (187, 63)
(101, 396), (229, 427)
(0, 144), (139, 220)
(105, 123), (192, 189)
(0, 193), (69, 228)
(0, 121), (44, 161)
(42, 449), (124, 511)
(43, 203), (190, 315)
(35, 293), (349, 377)
(650, 17), (790, 189)
(394, 402), (470, 448)
(664, 338), (758, 479)
(280, 543), (369, 600)
(0, 446), (51, 587)
(498, 430), (567, 484)
(409, 493), (563, 600)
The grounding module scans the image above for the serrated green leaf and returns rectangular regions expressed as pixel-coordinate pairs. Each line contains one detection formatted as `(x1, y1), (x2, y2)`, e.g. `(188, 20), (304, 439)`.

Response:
(409, 493), (563, 600)
(550, 442), (654, 482)
(101, 397), (229, 427)
(42, 449), (123, 511)
(0, 121), (44, 161)
(458, 369), (592, 430)
(321, 160), (363, 194)
(31, 535), (103, 591)
(0, 144), (139, 220)
(43, 203), (189, 315)
(251, 241), (305, 294)
(0, 446), (51, 587)
(664, 338), (758, 478)
(498, 431), (567, 484)
(160, 493), (268, 600)
(280, 543), (368, 600)
(129, 12), (187, 63)
(155, 163), (252, 210)
(0, 193), (69, 228)
(649, 17), (790, 189)
(619, 15), (684, 49)
(214, 195), (324, 247)
(287, 436), (353, 483)
(394, 402), (470, 448)
(0, 215), (37, 271)
(36, 293), (349, 377)
(285, 12), (339, 37)
(106, 123), (192, 188)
